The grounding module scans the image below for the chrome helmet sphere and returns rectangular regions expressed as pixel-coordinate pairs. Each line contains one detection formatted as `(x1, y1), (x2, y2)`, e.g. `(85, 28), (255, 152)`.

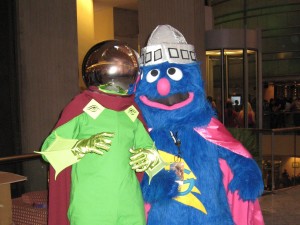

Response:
(82, 40), (139, 95)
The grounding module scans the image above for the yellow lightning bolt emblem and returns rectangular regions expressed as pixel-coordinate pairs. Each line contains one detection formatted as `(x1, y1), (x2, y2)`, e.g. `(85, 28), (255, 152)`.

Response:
(158, 150), (207, 214)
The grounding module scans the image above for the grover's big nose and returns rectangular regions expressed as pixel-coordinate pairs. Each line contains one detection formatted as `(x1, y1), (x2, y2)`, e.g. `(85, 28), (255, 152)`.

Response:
(157, 78), (170, 96)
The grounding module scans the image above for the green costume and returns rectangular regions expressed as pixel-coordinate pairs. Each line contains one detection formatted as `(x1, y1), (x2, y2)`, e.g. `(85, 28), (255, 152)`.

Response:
(41, 90), (153, 225)
(39, 41), (165, 225)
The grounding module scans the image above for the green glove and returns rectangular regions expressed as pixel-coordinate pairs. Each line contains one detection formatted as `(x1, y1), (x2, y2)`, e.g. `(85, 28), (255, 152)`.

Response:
(71, 132), (114, 159)
(129, 147), (167, 183)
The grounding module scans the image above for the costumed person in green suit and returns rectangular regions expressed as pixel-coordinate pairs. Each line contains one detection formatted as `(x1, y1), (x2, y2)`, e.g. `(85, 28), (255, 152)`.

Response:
(37, 40), (165, 225)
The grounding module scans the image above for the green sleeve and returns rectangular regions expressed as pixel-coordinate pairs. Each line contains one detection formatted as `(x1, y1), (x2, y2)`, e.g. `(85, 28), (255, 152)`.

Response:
(38, 117), (81, 179)
(134, 120), (154, 149)
(41, 116), (81, 153)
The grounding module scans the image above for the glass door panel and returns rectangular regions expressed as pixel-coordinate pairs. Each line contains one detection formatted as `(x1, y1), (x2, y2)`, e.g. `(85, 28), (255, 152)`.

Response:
(206, 49), (258, 128)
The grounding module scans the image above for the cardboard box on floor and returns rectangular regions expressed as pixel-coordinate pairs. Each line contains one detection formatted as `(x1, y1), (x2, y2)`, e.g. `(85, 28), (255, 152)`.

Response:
(0, 172), (26, 225)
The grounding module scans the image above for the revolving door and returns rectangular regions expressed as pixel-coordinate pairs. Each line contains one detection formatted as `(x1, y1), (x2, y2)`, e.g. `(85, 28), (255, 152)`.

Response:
(205, 29), (262, 129)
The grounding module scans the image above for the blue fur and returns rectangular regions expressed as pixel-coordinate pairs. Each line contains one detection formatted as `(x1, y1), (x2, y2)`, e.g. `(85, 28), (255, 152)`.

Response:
(142, 169), (179, 203)
(219, 148), (264, 201)
(135, 61), (264, 225)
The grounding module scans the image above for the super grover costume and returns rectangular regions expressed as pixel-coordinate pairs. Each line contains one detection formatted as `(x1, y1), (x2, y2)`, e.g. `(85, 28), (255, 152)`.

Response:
(134, 25), (265, 225)
(39, 41), (164, 225)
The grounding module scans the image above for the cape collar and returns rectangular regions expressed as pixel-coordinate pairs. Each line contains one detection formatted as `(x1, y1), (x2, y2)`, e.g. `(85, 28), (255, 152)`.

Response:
(194, 118), (252, 158)
(87, 86), (135, 111)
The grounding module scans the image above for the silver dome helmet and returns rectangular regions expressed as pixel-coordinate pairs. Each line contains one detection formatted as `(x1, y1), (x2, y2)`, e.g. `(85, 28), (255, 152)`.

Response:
(82, 40), (139, 95)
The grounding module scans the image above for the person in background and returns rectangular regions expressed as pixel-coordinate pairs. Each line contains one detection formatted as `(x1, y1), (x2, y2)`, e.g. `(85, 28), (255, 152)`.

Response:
(269, 98), (278, 128)
(207, 96), (218, 118)
(275, 97), (286, 128)
(237, 102), (255, 128)
(290, 97), (300, 126)
(234, 100), (241, 112)
(224, 100), (239, 128)
(266, 170), (272, 191)
(284, 97), (292, 112)
(281, 169), (290, 188)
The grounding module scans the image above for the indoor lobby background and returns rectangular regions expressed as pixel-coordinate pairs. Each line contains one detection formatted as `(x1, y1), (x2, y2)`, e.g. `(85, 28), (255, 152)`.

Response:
(0, 0), (300, 221)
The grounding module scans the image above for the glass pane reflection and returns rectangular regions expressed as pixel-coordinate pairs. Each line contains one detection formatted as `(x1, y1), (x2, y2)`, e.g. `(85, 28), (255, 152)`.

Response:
(206, 49), (258, 129)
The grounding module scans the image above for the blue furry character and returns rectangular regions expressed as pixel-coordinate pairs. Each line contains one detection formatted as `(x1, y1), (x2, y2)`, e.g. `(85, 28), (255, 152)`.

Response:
(134, 25), (265, 225)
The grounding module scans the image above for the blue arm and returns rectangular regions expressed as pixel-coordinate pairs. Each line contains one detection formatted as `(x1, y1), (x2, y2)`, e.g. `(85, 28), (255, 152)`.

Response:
(219, 146), (264, 201)
(141, 169), (179, 203)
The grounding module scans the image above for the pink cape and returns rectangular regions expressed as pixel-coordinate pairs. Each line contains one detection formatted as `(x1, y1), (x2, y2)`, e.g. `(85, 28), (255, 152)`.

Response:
(219, 159), (264, 225)
(196, 118), (264, 225)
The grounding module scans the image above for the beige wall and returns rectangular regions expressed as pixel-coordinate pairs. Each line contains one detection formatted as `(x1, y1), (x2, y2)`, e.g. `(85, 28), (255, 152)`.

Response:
(77, 0), (96, 90)
(94, 7), (114, 42)
(17, 0), (79, 191)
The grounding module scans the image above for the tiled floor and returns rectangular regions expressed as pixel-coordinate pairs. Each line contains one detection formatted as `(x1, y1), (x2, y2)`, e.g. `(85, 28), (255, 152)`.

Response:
(259, 185), (300, 225)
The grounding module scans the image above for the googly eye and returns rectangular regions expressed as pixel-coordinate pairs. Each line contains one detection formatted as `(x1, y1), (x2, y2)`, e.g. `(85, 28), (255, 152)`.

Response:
(167, 67), (183, 81)
(146, 69), (160, 83)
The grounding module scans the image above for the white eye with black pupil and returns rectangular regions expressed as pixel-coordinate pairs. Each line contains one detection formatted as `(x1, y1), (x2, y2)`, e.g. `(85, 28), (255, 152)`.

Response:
(167, 67), (183, 81)
(146, 69), (160, 83)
